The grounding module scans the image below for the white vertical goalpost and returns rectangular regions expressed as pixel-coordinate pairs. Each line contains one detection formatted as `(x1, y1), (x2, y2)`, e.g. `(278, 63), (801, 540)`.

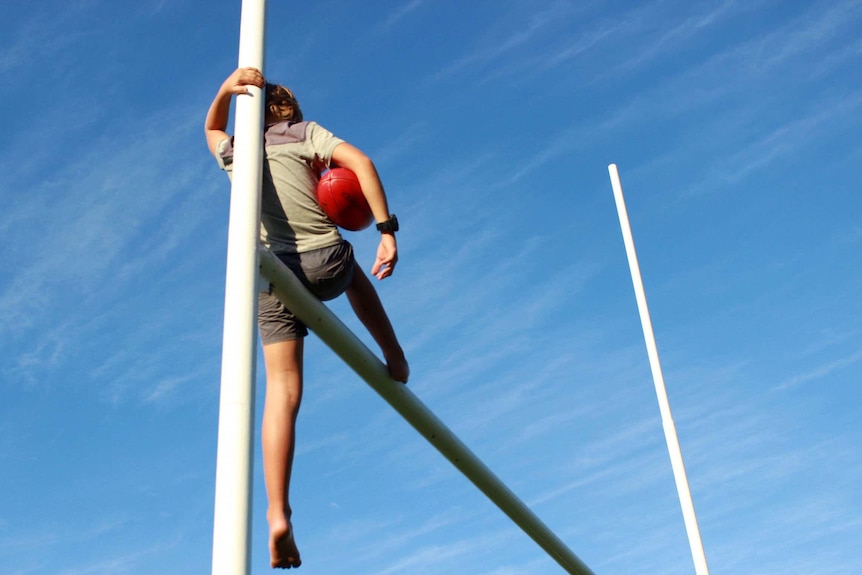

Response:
(211, 1), (266, 574)
(607, 164), (711, 575)
(210, 1), (595, 574)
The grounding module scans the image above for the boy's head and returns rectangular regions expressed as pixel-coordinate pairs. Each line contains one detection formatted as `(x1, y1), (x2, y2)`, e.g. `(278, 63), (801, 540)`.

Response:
(265, 83), (303, 124)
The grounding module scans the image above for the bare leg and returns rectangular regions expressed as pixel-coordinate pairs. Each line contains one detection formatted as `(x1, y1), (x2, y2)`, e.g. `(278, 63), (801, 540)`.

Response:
(261, 339), (304, 569)
(346, 262), (410, 382)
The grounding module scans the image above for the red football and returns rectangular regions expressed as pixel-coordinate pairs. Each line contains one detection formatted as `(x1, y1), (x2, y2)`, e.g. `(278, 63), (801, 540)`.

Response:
(316, 168), (373, 231)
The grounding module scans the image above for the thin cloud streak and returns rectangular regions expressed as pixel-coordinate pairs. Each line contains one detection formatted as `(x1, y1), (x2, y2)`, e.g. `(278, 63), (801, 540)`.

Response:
(428, 2), (587, 83)
(375, 0), (425, 34)
(776, 348), (862, 390)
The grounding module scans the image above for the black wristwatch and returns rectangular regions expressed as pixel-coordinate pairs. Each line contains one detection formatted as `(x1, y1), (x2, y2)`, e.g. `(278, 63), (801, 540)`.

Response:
(376, 215), (399, 233)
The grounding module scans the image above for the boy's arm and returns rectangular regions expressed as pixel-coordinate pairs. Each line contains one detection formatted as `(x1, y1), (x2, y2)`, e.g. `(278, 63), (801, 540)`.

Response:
(331, 142), (399, 280)
(205, 67), (265, 156)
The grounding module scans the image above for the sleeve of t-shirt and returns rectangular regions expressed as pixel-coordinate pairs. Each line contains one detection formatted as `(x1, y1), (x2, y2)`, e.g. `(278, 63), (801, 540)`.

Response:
(216, 137), (235, 172)
(306, 122), (345, 168)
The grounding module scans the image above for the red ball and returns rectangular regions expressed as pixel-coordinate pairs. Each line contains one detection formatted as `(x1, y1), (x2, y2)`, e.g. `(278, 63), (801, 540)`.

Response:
(316, 168), (373, 231)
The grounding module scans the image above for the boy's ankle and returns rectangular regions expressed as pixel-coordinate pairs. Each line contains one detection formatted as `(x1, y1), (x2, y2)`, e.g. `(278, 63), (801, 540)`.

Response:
(267, 506), (291, 523)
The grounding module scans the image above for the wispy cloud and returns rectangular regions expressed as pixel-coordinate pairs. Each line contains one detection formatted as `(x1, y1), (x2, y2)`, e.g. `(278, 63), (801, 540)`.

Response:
(0, 6), (86, 73)
(751, 0), (862, 70)
(429, 2), (587, 83)
(692, 87), (861, 189)
(375, 0), (425, 34)
(0, 96), (230, 407)
(502, 0), (862, 186)
(775, 347), (862, 390)
(367, 526), (524, 575)
(611, 0), (745, 73)
(0, 515), (128, 553)
(373, 540), (477, 575)
(350, 509), (471, 564)
(142, 370), (204, 404)
(1, 110), (210, 329)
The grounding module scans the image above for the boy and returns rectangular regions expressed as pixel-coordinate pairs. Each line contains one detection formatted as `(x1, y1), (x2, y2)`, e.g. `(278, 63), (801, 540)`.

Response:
(205, 67), (409, 569)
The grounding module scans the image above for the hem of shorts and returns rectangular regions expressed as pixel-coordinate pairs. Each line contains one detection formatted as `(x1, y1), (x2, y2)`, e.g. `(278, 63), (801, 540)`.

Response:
(260, 333), (306, 346)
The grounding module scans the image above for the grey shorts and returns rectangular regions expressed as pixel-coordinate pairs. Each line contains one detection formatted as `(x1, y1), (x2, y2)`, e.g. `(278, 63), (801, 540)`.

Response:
(258, 240), (356, 344)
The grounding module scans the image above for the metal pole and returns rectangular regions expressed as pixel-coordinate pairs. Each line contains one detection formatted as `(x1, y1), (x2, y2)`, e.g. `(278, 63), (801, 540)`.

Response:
(259, 248), (596, 575)
(211, 2), (266, 574)
(607, 164), (710, 575)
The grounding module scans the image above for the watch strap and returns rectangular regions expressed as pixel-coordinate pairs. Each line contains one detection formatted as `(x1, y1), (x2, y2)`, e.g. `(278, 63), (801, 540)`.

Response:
(376, 215), (399, 233)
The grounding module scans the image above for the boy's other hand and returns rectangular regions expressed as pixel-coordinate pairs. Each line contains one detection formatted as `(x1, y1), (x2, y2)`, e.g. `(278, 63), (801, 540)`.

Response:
(372, 233), (398, 280)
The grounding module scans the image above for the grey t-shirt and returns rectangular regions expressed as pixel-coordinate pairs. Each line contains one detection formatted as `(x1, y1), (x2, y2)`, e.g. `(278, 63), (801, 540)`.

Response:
(217, 121), (345, 254)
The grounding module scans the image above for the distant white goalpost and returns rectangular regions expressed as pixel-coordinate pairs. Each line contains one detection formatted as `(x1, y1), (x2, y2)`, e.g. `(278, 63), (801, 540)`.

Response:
(607, 164), (711, 575)
(210, 1), (595, 574)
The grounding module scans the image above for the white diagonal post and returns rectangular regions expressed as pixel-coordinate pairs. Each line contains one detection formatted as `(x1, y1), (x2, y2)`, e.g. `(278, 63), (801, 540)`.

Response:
(607, 164), (710, 575)
(259, 248), (596, 575)
(211, 2), (266, 575)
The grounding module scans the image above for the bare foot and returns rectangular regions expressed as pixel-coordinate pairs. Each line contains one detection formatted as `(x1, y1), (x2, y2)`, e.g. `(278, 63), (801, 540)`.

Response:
(269, 515), (301, 569)
(385, 349), (410, 383)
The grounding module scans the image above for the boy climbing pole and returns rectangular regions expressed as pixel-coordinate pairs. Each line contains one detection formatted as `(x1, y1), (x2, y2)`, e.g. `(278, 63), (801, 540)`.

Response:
(205, 67), (409, 569)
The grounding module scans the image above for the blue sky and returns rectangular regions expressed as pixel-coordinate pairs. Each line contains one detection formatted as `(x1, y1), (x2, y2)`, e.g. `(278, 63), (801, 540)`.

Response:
(2, 1), (861, 574)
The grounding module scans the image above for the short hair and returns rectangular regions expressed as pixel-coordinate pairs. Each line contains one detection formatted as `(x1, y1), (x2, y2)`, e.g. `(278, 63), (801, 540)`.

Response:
(265, 83), (303, 123)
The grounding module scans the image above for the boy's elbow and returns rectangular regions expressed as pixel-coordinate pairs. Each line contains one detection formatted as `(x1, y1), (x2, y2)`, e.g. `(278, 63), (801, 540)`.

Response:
(206, 130), (229, 157)
(354, 154), (375, 174)
(205, 133), (217, 156)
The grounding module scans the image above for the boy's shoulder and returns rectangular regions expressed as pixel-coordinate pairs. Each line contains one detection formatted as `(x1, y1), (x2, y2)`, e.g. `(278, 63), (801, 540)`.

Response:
(264, 121), (341, 150)
(265, 120), (311, 147)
